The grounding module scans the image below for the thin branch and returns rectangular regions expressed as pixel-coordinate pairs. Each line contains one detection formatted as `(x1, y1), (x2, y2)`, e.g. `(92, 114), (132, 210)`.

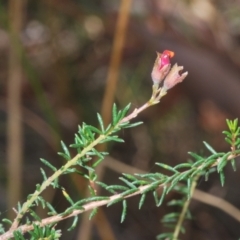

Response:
(0, 182), (159, 240)
(104, 156), (240, 224)
(172, 176), (199, 239)
(3, 152), (240, 239)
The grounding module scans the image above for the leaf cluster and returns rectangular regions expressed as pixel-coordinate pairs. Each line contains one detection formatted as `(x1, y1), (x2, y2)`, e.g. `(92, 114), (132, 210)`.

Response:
(1, 108), (240, 240)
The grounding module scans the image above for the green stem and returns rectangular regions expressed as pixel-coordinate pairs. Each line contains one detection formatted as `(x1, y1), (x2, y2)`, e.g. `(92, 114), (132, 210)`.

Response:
(172, 176), (199, 240)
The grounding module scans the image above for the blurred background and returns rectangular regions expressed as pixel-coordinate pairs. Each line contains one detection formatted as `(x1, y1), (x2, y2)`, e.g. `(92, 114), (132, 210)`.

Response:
(2, 0), (240, 239)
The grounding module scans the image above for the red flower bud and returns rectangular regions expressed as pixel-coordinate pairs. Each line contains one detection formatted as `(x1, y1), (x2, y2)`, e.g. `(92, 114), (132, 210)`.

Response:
(159, 50), (175, 69)
(151, 50), (174, 84)
(163, 63), (188, 91)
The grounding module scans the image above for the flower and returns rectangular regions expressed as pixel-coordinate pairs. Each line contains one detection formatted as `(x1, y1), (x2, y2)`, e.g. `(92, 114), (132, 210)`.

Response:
(151, 50), (174, 84)
(162, 63), (188, 91)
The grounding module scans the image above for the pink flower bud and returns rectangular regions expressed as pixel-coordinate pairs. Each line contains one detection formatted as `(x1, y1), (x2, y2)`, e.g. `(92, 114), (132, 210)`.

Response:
(151, 50), (174, 84)
(163, 63), (188, 90)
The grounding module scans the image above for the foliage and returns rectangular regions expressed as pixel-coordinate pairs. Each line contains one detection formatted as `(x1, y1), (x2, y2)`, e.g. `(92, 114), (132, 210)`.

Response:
(1, 52), (240, 239)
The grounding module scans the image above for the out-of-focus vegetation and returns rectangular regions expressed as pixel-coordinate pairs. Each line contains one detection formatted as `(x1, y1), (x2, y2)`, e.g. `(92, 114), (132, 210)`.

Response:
(2, 0), (240, 239)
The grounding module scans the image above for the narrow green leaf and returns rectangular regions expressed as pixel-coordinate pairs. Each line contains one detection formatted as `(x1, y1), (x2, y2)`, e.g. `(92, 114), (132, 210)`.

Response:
(13, 231), (25, 240)
(191, 159), (205, 168)
(226, 119), (231, 129)
(97, 113), (104, 132)
(121, 121), (143, 128)
(203, 141), (217, 154)
(107, 185), (129, 192)
(141, 182), (160, 194)
(166, 181), (178, 194)
(92, 157), (104, 168)
(135, 173), (161, 181)
(89, 208), (98, 220)
(36, 184), (41, 191)
(119, 177), (137, 189)
(187, 178), (192, 198)
(174, 163), (192, 170)
(17, 201), (22, 212)
(180, 225), (186, 234)
(62, 168), (81, 175)
(120, 103), (131, 119)
(153, 190), (159, 206)
(112, 103), (118, 125)
(188, 152), (204, 161)
(40, 168), (47, 181)
(40, 158), (57, 172)
(139, 193), (146, 209)
(99, 136), (124, 143)
(235, 138), (240, 145)
(89, 171), (97, 182)
(122, 173), (138, 181)
(38, 196), (46, 209)
(225, 137), (233, 145)
(74, 134), (83, 145)
(162, 212), (179, 223)
(186, 209), (192, 219)
(235, 127), (240, 135)
(88, 185), (96, 196)
(97, 182), (116, 194)
(222, 131), (232, 137)
(62, 188), (74, 205)
(157, 232), (173, 239)
(85, 196), (109, 202)
(219, 170), (225, 186)
(2, 218), (12, 225)
(104, 124), (112, 133)
(107, 136), (124, 142)
(178, 170), (193, 181)
(217, 153), (230, 172)
(83, 125), (95, 140)
(199, 159), (217, 171)
(69, 143), (82, 149)
(167, 199), (183, 206)
(233, 119), (238, 131)
(158, 186), (167, 206)
(68, 216), (78, 231)
(57, 152), (71, 160)
(60, 140), (70, 159)
(29, 209), (41, 221)
(79, 164), (94, 172)
(87, 126), (102, 134)
(155, 163), (179, 173)
(46, 202), (57, 215)
(231, 159), (237, 171)
(121, 200), (127, 223)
